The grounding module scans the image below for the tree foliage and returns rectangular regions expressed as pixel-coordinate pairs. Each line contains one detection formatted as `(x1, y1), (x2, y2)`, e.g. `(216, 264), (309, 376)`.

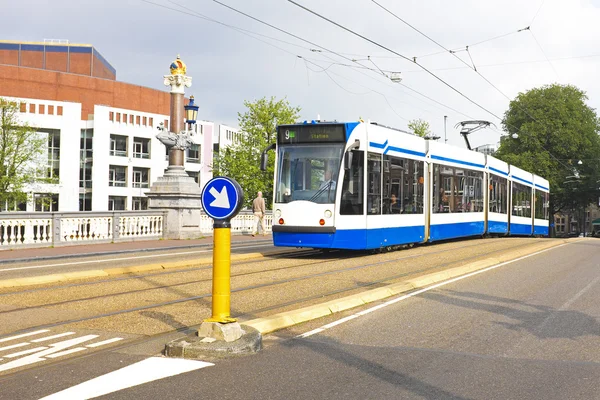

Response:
(408, 118), (431, 138)
(495, 84), (600, 217)
(0, 98), (47, 208)
(212, 96), (301, 209)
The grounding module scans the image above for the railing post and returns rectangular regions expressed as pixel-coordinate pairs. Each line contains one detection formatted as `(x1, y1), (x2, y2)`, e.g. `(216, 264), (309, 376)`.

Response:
(52, 213), (61, 246)
(112, 212), (121, 240)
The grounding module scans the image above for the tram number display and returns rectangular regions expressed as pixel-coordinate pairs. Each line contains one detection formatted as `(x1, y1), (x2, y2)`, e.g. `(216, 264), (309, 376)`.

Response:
(277, 125), (345, 144)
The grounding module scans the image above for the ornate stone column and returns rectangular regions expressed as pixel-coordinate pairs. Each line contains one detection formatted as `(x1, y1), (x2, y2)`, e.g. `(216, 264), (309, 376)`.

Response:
(146, 55), (203, 239)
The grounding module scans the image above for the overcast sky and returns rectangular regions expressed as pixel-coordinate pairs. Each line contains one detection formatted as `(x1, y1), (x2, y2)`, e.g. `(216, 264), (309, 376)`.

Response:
(5, 0), (600, 148)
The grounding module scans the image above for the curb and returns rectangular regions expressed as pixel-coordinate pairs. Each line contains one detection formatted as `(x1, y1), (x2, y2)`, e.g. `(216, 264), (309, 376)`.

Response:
(0, 248), (296, 289)
(243, 239), (570, 334)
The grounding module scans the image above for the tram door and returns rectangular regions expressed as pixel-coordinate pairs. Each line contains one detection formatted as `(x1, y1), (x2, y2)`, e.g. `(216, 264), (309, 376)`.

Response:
(337, 150), (366, 249)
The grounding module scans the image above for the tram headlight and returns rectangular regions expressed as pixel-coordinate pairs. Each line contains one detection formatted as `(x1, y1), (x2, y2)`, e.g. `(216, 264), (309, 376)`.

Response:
(279, 218), (284, 225)
(319, 219), (325, 226)
(324, 210), (332, 219)
(274, 209), (281, 219)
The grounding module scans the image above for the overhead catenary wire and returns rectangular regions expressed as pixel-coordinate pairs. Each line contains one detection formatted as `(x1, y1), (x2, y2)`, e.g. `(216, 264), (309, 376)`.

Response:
(144, 0), (415, 120)
(529, 30), (560, 80)
(287, 0), (504, 121)
(144, 0), (487, 133)
(369, 0), (573, 171)
(207, 0), (480, 124)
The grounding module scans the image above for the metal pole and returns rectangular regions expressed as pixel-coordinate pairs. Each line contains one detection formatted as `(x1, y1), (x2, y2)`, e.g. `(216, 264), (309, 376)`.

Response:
(444, 115), (447, 144)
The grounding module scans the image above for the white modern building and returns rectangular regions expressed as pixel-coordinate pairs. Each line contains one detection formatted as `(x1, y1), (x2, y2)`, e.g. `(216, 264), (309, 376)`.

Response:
(2, 96), (214, 212)
(214, 124), (243, 154)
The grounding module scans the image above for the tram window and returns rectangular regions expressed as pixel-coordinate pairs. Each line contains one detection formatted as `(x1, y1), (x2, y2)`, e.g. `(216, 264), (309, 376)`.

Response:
(275, 144), (344, 204)
(489, 174), (508, 214)
(382, 155), (424, 214)
(367, 153), (382, 215)
(340, 150), (364, 215)
(432, 164), (484, 213)
(511, 182), (532, 218)
(534, 189), (549, 220)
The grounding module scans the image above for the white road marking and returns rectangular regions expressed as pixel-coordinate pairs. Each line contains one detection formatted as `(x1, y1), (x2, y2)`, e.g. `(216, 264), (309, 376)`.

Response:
(0, 243), (270, 273)
(0, 334), (98, 372)
(297, 244), (568, 339)
(0, 342), (30, 352)
(45, 347), (87, 358)
(39, 356), (214, 399)
(0, 329), (50, 343)
(86, 337), (123, 348)
(5, 346), (48, 358)
(31, 332), (76, 342)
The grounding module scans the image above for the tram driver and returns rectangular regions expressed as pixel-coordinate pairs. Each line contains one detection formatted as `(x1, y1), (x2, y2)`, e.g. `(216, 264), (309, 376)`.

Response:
(320, 170), (337, 190)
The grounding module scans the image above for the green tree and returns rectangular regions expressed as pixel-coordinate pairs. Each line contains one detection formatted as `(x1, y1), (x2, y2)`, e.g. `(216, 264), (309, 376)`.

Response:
(212, 96), (301, 208)
(0, 98), (47, 209)
(495, 84), (600, 229)
(408, 118), (431, 138)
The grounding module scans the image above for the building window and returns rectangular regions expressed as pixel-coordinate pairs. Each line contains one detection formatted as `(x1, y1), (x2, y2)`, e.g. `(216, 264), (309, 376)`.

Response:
(80, 129), (93, 189)
(132, 197), (148, 210)
(79, 193), (92, 211)
(132, 167), (149, 188)
(1, 199), (26, 212)
(48, 105), (54, 115)
(48, 129), (60, 179)
(109, 165), (127, 187)
(38, 128), (60, 180)
(57, 106), (63, 116)
(34, 193), (58, 212)
(187, 144), (200, 163)
(108, 196), (126, 211)
(110, 134), (127, 157)
(133, 137), (150, 159)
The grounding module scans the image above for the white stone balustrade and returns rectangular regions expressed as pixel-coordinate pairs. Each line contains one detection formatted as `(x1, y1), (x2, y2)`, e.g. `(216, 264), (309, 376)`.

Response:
(0, 210), (271, 249)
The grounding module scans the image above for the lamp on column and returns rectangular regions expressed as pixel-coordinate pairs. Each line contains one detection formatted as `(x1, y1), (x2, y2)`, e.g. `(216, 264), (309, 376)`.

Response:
(185, 96), (199, 125)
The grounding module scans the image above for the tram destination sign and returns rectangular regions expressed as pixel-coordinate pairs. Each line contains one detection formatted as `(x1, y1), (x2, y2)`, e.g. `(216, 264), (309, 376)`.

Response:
(277, 124), (345, 144)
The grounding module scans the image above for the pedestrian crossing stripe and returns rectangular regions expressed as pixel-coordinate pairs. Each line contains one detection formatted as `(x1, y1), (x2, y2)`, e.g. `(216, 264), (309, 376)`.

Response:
(0, 330), (123, 373)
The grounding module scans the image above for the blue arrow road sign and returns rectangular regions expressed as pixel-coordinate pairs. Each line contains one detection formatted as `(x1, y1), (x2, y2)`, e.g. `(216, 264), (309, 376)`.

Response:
(201, 177), (244, 220)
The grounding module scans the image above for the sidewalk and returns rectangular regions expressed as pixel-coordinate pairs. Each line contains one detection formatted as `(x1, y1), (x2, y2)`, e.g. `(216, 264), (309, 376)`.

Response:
(0, 234), (272, 264)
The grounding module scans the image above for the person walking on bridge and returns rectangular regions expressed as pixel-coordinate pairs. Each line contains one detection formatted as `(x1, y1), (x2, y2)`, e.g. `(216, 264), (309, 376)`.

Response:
(252, 191), (267, 237)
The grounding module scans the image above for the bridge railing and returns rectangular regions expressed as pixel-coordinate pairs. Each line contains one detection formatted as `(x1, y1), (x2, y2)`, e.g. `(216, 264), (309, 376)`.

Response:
(0, 210), (272, 249)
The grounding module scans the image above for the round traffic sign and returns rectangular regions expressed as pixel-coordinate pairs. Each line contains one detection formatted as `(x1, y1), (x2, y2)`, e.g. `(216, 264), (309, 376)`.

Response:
(201, 177), (244, 220)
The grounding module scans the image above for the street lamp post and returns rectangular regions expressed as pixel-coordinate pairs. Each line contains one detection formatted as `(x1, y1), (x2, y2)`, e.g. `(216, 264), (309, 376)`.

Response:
(147, 55), (204, 240)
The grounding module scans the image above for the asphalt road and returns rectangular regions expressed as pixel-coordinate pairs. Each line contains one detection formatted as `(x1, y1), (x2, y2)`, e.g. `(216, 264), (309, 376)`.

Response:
(1, 238), (598, 399)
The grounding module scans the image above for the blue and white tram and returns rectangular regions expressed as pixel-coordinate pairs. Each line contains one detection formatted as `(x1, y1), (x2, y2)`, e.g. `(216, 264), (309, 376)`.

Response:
(263, 120), (549, 250)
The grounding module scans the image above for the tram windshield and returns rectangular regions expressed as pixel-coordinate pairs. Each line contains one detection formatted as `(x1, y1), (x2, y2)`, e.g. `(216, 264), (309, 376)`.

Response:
(275, 144), (344, 204)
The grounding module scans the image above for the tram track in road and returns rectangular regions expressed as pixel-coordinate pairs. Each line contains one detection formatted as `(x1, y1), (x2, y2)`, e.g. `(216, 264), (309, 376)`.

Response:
(0, 237), (491, 300)
(0, 240), (275, 273)
(0, 248), (321, 298)
(0, 238), (542, 340)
